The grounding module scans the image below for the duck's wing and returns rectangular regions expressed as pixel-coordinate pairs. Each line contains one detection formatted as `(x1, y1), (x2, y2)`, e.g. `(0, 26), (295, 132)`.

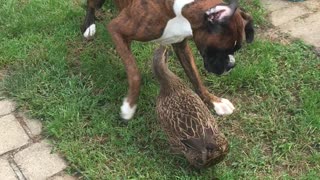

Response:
(157, 90), (217, 139)
(180, 136), (217, 150)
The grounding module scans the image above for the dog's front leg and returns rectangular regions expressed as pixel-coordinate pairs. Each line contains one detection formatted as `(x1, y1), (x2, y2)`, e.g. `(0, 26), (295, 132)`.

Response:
(108, 24), (141, 120)
(172, 40), (235, 116)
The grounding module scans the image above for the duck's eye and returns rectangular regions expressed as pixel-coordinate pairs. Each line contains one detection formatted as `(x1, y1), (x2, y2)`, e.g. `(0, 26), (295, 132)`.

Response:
(206, 144), (216, 152)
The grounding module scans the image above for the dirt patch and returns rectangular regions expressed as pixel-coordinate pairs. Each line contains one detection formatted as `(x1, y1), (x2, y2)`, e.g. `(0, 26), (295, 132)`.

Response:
(256, 27), (292, 45)
(314, 47), (320, 57)
(0, 69), (7, 81)
(257, 26), (320, 57)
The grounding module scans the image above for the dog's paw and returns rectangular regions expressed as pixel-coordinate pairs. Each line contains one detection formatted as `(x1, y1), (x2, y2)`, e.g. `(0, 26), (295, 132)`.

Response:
(120, 98), (137, 120)
(213, 98), (235, 116)
(83, 24), (96, 39)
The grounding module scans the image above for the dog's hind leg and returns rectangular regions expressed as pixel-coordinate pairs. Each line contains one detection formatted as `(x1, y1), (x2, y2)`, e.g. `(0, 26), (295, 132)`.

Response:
(81, 0), (106, 39)
(108, 20), (141, 121)
(172, 40), (235, 116)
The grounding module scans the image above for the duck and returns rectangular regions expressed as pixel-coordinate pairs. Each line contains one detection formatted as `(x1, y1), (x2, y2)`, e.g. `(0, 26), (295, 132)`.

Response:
(152, 46), (229, 168)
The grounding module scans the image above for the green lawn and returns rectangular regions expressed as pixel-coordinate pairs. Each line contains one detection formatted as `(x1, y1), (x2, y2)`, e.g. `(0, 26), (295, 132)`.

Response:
(0, 0), (319, 179)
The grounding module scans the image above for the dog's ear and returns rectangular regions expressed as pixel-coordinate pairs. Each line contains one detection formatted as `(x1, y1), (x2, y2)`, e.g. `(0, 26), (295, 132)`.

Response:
(205, 0), (238, 24)
(240, 9), (254, 43)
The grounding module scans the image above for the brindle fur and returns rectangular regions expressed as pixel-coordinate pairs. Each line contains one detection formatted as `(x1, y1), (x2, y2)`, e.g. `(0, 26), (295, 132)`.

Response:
(153, 46), (228, 168)
(82, 0), (254, 118)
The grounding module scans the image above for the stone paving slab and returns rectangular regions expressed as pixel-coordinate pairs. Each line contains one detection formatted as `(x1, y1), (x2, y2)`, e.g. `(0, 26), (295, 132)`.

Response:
(0, 97), (75, 179)
(270, 5), (308, 26)
(0, 115), (29, 155)
(0, 157), (17, 180)
(261, 0), (291, 12)
(279, 12), (320, 47)
(17, 112), (43, 138)
(0, 100), (16, 116)
(261, 0), (320, 48)
(14, 140), (68, 180)
(302, 0), (320, 11)
(24, 118), (42, 137)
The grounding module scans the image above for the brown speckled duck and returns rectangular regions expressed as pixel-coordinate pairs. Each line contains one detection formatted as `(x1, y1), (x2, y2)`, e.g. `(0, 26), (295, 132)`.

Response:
(152, 46), (229, 168)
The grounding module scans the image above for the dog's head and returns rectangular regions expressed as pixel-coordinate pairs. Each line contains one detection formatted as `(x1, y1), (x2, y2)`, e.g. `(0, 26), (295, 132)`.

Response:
(192, 0), (254, 75)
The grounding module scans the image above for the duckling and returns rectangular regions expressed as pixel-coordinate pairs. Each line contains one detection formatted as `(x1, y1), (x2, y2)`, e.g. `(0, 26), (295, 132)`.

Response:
(152, 46), (229, 168)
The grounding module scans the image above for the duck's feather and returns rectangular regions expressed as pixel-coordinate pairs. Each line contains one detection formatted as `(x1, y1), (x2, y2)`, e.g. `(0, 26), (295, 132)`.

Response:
(157, 89), (218, 142)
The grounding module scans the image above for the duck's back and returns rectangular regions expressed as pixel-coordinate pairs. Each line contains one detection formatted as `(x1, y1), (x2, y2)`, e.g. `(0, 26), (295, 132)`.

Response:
(156, 87), (219, 141)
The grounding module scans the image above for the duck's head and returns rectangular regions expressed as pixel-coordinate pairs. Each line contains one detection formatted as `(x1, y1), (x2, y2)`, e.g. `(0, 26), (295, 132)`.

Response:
(152, 46), (171, 77)
(185, 142), (229, 168)
(153, 46), (169, 64)
(183, 135), (229, 169)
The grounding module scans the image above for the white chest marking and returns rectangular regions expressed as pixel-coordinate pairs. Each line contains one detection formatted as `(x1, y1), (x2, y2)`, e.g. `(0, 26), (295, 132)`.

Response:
(152, 0), (194, 45)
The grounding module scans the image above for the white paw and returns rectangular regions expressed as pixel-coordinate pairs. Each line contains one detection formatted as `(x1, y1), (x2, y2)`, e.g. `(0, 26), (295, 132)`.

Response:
(83, 24), (96, 39)
(213, 98), (235, 116)
(120, 98), (137, 120)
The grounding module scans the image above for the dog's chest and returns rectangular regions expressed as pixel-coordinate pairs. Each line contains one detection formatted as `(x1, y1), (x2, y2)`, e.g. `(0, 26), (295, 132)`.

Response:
(151, 0), (194, 45)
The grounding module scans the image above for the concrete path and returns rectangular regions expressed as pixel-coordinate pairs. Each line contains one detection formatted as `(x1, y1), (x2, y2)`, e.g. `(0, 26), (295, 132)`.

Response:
(0, 99), (76, 180)
(261, 0), (320, 51)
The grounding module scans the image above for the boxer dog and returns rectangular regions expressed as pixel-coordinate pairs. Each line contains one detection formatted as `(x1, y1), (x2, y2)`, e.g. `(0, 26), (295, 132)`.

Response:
(81, 0), (254, 120)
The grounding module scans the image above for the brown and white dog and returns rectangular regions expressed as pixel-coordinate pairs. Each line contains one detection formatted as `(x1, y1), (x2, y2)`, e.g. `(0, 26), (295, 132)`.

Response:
(81, 0), (254, 120)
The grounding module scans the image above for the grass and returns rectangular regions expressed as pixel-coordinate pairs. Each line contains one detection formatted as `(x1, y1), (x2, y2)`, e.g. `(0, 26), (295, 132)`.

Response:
(1, 0), (319, 179)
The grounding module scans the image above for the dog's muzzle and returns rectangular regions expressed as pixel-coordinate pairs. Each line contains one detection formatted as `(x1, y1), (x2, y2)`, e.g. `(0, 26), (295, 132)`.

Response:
(202, 53), (236, 75)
